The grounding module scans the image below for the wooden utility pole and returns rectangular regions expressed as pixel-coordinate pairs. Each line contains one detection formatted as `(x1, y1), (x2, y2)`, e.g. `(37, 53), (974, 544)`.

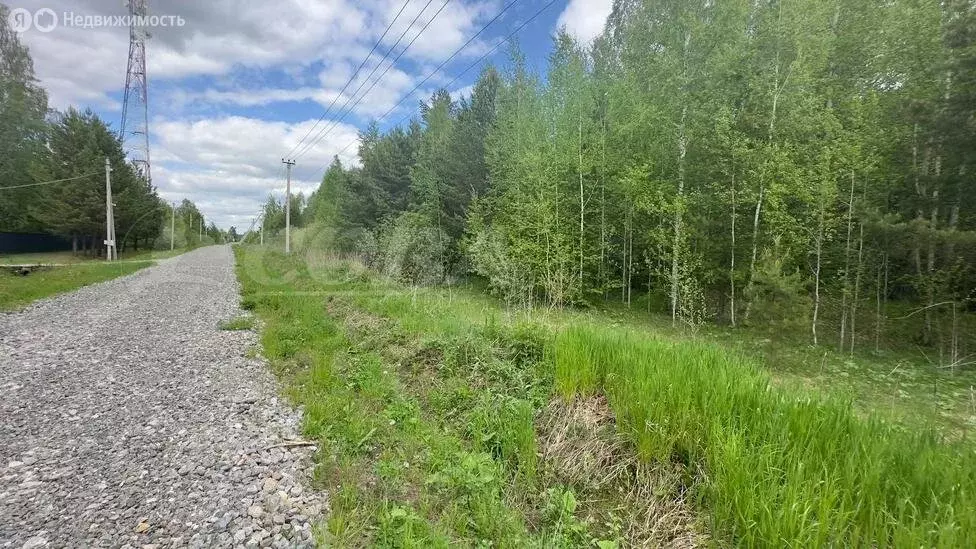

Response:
(104, 158), (117, 261)
(282, 158), (295, 253)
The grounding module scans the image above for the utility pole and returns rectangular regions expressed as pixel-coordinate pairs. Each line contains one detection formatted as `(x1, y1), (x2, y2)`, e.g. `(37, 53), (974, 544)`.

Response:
(199, 214), (203, 242)
(104, 158), (117, 261)
(282, 158), (296, 253)
(170, 201), (176, 251)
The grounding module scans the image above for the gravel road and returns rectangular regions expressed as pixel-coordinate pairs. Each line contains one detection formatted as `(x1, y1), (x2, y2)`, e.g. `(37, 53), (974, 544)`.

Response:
(0, 246), (325, 548)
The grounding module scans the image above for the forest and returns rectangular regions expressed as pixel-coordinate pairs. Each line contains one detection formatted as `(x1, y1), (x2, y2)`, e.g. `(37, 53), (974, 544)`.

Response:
(278, 0), (976, 361)
(0, 6), (216, 255)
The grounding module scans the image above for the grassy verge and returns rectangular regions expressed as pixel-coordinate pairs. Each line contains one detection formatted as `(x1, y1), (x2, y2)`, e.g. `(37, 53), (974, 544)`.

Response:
(587, 302), (976, 439)
(0, 251), (91, 265)
(235, 245), (976, 547)
(555, 325), (976, 546)
(0, 261), (152, 311)
(0, 246), (199, 265)
(236, 246), (699, 547)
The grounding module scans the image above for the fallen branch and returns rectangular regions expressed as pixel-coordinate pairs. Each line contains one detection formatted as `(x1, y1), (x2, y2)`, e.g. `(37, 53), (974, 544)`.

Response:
(256, 440), (318, 452)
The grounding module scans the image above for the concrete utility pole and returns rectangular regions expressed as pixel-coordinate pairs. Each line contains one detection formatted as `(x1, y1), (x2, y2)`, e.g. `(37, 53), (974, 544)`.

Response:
(199, 214), (203, 242)
(170, 201), (176, 251)
(104, 158), (117, 261)
(282, 158), (296, 253)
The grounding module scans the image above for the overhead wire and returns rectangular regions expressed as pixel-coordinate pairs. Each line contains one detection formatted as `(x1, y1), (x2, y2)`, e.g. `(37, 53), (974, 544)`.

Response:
(320, 0), (557, 172)
(0, 172), (100, 191)
(291, 0), (453, 162)
(283, 0), (415, 160)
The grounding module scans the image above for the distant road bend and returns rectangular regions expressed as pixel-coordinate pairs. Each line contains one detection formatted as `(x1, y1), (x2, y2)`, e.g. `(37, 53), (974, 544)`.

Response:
(0, 246), (324, 548)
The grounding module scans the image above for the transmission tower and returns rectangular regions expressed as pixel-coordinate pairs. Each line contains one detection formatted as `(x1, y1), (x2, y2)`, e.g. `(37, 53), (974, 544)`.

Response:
(119, 0), (152, 185)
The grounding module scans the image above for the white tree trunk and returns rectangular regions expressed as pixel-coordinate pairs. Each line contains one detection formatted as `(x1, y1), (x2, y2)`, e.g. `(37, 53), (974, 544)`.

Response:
(730, 166), (737, 327)
(579, 91), (585, 293)
(850, 222), (865, 356)
(672, 105), (688, 326)
(812, 201), (824, 346)
(839, 169), (856, 353)
(745, 184), (764, 320)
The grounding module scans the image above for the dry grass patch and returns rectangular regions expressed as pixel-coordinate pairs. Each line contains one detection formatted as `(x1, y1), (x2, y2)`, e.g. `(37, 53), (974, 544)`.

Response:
(539, 397), (706, 548)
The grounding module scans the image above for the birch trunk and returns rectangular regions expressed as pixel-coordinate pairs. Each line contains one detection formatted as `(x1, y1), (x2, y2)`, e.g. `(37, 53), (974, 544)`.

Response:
(600, 115), (607, 297)
(730, 165), (737, 327)
(672, 105), (688, 326)
(745, 185), (764, 320)
(839, 169), (856, 353)
(850, 222), (865, 356)
(812, 199), (824, 346)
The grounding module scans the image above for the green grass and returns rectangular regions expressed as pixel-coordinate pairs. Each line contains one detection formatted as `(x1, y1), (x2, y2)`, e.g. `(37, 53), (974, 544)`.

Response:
(0, 261), (152, 310)
(220, 315), (255, 331)
(554, 324), (976, 547)
(0, 247), (194, 265)
(0, 251), (91, 265)
(235, 244), (976, 547)
(584, 299), (976, 438)
(235, 246), (635, 547)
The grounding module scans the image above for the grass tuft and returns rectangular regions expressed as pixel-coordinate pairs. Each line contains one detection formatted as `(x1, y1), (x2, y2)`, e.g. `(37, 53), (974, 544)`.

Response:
(219, 315), (255, 331)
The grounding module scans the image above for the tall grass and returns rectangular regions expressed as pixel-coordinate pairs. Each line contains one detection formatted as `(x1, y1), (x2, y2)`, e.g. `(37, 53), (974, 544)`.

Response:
(554, 324), (976, 547)
(0, 261), (151, 310)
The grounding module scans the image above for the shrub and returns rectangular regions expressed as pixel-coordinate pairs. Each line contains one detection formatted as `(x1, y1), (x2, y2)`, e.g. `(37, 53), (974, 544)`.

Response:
(466, 225), (534, 307)
(375, 212), (448, 285)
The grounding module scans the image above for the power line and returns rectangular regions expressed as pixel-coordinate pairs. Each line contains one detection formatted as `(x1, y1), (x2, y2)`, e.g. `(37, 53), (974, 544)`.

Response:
(283, 0), (414, 160)
(292, 0), (450, 161)
(291, 0), (444, 162)
(296, 0), (522, 165)
(322, 0), (556, 172)
(370, 0), (520, 127)
(0, 172), (100, 191)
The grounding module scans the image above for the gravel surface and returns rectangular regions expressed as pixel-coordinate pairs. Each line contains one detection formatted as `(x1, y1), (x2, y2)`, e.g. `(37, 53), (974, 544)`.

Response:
(0, 246), (325, 548)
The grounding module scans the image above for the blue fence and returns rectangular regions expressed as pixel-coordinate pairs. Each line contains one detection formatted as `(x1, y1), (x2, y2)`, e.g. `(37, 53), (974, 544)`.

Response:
(0, 232), (73, 254)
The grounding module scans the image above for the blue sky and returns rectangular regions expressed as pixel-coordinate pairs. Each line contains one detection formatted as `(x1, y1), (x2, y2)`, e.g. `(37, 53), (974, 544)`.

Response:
(9, 0), (613, 229)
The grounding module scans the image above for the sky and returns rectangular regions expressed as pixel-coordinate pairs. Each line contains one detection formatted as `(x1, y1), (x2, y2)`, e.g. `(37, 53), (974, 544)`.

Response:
(8, 0), (614, 230)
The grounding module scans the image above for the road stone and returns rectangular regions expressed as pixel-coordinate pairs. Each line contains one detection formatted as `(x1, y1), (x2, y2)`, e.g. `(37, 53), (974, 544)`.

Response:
(0, 246), (325, 547)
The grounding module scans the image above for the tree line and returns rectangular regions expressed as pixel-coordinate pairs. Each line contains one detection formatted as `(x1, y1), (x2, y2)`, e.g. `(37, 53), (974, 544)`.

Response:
(298, 0), (974, 360)
(0, 5), (215, 255)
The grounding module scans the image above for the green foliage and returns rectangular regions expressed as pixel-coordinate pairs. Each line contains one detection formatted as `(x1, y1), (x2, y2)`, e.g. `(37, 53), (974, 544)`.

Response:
(234, 246), (539, 546)
(464, 393), (537, 482)
(745, 249), (812, 330)
(554, 324), (976, 547)
(302, 0), (976, 357)
(219, 315), (255, 331)
(0, 262), (151, 310)
(0, 5), (48, 233)
(0, 13), (193, 253)
(237, 243), (976, 547)
(375, 212), (448, 286)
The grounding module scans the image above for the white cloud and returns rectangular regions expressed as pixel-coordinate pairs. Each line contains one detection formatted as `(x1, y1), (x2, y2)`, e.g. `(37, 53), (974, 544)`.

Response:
(556, 0), (613, 44)
(150, 116), (360, 227)
(9, 0), (495, 109)
(5, 0), (507, 228)
(384, 0), (497, 60)
(450, 84), (475, 102)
